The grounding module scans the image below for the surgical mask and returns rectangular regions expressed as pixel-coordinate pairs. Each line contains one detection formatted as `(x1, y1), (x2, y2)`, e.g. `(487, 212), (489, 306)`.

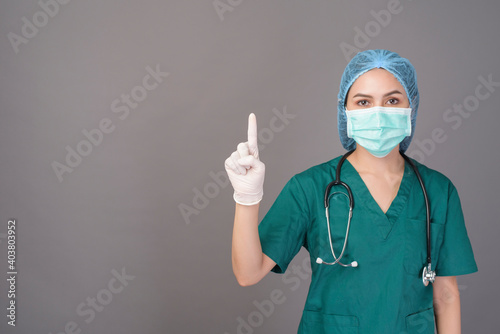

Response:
(345, 106), (412, 158)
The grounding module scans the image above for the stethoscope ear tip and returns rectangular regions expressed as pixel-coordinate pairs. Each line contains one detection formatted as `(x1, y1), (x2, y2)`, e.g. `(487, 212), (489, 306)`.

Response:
(316, 257), (323, 264)
(350, 261), (358, 267)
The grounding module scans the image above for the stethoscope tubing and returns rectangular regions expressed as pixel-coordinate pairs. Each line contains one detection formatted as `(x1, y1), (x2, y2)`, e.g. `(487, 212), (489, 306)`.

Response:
(321, 150), (434, 285)
(400, 153), (432, 266)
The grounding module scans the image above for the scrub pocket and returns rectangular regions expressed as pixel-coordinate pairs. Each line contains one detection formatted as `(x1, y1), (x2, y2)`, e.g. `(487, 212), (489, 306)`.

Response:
(403, 218), (444, 276)
(300, 310), (359, 334)
(405, 307), (435, 334)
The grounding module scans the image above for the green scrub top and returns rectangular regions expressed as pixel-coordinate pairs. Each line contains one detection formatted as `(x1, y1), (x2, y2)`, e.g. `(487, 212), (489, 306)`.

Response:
(258, 155), (478, 334)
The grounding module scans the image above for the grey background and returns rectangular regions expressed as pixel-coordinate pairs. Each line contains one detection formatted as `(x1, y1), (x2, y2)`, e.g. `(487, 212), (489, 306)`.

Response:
(0, 0), (498, 333)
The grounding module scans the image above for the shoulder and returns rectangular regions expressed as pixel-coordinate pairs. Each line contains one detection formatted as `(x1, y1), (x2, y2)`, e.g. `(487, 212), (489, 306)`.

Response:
(278, 156), (345, 202)
(275, 156), (343, 215)
(409, 158), (458, 195)
(291, 155), (343, 183)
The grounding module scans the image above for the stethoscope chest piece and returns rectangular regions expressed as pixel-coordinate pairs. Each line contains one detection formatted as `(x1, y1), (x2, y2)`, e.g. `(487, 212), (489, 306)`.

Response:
(320, 150), (435, 287)
(422, 264), (436, 286)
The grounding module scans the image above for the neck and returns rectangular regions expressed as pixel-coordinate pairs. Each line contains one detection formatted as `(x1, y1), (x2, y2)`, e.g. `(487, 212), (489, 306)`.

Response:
(347, 145), (405, 174)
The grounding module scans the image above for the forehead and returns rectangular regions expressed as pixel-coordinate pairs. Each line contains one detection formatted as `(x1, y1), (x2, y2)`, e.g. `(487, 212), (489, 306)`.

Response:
(349, 68), (406, 95)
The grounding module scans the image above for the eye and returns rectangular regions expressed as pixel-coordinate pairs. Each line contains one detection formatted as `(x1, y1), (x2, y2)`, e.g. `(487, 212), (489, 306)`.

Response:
(356, 100), (370, 107)
(386, 97), (399, 105)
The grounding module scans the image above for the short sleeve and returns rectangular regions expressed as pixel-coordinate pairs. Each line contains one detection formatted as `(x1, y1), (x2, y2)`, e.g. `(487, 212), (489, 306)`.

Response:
(435, 184), (478, 276)
(258, 175), (310, 274)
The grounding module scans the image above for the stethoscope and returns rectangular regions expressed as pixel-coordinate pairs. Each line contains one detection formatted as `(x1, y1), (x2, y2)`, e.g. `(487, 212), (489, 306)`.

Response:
(316, 150), (436, 286)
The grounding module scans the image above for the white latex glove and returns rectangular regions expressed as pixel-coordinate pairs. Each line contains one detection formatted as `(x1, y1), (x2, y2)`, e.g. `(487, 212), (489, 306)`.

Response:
(224, 113), (265, 206)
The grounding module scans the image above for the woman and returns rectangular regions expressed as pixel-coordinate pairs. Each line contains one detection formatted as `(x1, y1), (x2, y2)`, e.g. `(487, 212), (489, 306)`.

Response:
(224, 49), (477, 333)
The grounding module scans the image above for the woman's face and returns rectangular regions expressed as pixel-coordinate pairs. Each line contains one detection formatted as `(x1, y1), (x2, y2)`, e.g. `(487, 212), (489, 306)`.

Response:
(345, 68), (410, 110)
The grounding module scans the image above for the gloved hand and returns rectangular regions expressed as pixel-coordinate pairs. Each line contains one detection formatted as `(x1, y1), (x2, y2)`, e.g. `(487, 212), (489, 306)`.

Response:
(224, 113), (265, 206)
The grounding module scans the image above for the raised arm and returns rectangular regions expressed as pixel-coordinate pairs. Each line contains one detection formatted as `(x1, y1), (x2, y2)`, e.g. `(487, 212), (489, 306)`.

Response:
(225, 113), (276, 286)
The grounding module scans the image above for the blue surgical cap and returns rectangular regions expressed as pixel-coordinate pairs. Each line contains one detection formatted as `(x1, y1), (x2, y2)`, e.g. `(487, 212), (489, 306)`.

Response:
(337, 49), (419, 152)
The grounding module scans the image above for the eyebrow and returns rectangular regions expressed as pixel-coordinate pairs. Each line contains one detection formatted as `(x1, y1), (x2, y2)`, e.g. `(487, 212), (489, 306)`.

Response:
(352, 90), (404, 99)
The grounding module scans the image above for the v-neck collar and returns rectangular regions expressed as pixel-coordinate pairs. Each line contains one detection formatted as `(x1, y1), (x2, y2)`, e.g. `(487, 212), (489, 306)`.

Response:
(339, 157), (417, 239)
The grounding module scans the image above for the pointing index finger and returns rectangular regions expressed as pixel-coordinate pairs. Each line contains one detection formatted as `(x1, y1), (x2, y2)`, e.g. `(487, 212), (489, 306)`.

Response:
(247, 113), (259, 158)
